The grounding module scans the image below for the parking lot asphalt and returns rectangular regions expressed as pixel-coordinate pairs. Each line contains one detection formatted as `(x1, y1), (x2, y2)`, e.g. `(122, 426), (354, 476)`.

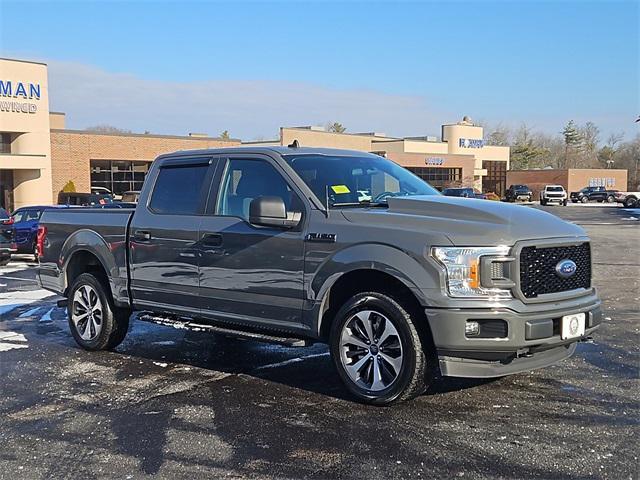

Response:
(0, 204), (638, 479)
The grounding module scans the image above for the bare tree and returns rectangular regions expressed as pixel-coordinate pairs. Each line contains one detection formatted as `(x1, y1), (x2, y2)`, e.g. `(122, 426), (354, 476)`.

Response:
(85, 124), (132, 134)
(578, 121), (600, 167)
(484, 123), (511, 146)
(220, 130), (231, 140)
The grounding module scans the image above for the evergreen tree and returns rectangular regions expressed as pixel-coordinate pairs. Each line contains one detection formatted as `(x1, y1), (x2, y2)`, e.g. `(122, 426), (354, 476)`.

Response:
(561, 120), (581, 168)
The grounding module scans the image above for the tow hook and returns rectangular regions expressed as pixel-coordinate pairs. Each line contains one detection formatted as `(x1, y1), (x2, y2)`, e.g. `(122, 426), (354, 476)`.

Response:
(516, 348), (533, 358)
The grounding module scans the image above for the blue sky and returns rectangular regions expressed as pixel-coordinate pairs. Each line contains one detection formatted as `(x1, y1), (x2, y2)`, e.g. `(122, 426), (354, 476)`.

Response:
(1, 0), (638, 140)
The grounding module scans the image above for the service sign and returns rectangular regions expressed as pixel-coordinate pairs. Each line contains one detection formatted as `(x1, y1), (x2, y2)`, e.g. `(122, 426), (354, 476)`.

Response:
(0, 80), (41, 114)
(426, 157), (445, 166)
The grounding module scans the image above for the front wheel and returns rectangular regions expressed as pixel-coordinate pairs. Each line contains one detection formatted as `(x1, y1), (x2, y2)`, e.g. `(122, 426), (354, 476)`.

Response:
(68, 273), (130, 351)
(0, 255), (9, 267)
(581, 196), (589, 203)
(606, 195), (615, 203)
(330, 292), (430, 405)
(563, 199), (568, 206)
(541, 199), (547, 206)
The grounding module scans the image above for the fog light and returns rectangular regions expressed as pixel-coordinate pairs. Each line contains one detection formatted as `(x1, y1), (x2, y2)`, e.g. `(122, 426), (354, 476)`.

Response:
(465, 321), (480, 337)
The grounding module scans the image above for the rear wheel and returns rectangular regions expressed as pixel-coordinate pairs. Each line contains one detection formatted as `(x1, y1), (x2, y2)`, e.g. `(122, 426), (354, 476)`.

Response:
(330, 292), (430, 405)
(0, 255), (9, 266)
(68, 273), (130, 351)
(624, 197), (636, 208)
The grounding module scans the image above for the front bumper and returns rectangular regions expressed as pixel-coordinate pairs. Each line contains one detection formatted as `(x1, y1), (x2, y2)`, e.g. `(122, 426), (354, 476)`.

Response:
(426, 295), (602, 378)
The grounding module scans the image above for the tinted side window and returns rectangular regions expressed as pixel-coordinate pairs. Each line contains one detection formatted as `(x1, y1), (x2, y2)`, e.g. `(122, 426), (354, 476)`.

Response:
(150, 164), (210, 215)
(217, 159), (301, 221)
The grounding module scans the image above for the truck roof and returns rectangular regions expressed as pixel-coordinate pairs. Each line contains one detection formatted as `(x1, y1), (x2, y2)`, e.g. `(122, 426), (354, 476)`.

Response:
(154, 146), (379, 162)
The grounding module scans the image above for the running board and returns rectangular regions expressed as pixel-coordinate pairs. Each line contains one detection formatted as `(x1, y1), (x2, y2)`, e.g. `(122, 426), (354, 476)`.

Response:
(136, 313), (310, 347)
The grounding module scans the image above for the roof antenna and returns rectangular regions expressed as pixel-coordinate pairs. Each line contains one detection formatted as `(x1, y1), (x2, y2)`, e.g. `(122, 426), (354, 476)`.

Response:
(288, 139), (300, 148)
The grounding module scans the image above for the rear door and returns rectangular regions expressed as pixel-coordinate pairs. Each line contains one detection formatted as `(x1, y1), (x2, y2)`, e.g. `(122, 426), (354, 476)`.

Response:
(129, 156), (216, 316)
(197, 154), (307, 329)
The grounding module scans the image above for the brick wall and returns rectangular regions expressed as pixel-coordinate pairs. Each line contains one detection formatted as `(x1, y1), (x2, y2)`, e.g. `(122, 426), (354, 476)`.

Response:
(50, 130), (239, 198)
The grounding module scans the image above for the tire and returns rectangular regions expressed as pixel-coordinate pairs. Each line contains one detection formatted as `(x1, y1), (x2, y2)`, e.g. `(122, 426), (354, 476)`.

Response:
(0, 255), (9, 267)
(563, 199), (568, 206)
(606, 196), (615, 204)
(330, 292), (430, 405)
(581, 196), (588, 203)
(67, 272), (130, 351)
(541, 199), (547, 206)
(624, 197), (636, 208)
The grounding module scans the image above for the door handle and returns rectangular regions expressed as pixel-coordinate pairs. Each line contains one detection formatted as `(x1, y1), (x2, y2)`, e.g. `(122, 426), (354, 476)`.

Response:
(201, 233), (223, 247)
(134, 230), (151, 241)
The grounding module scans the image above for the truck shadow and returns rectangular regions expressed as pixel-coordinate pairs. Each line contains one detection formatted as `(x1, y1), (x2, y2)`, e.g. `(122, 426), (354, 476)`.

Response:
(114, 321), (501, 403)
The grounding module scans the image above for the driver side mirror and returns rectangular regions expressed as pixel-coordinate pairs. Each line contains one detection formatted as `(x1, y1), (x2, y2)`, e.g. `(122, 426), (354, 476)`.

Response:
(249, 196), (301, 229)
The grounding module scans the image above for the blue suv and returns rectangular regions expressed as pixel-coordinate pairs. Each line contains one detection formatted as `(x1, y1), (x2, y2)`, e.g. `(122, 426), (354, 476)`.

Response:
(11, 206), (70, 261)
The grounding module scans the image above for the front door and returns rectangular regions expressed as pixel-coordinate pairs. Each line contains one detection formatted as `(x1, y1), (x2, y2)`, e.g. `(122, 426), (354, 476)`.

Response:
(13, 208), (41, 253)
(129, 157), (215, 316)
(197, 155), (306, 331)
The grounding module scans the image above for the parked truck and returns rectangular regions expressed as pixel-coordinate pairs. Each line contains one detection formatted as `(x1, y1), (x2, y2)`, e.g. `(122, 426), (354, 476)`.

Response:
(570, 186), (617, 204)
(614, 190), (640, 208)
(38, 147), (602, 405)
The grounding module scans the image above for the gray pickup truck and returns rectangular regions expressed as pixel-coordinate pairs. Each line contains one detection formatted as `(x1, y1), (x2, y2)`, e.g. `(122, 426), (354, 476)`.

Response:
(38, 146), (602, 404)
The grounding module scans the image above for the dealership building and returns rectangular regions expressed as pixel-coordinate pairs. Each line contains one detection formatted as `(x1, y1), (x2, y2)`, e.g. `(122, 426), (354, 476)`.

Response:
(0, 57), (627, 211)
(247, 121), (511, 195)
(0, 58), (240, 210)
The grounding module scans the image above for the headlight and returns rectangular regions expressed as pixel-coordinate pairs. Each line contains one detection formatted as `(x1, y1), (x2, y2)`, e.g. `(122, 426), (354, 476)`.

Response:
(431, 246), (512, 298)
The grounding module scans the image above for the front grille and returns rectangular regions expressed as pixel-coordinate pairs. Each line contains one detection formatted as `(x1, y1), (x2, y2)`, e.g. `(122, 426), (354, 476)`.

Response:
(519, 243), (591, 298)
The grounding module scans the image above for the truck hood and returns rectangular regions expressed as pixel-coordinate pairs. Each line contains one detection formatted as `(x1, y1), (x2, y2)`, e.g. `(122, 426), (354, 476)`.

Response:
(341, 195), (586, 245)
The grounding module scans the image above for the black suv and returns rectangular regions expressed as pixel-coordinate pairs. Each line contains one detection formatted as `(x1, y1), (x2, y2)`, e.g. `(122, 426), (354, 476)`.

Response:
(570, 186), (617, 203)
(505, 184), (532, 202)
(57, 192), (114, 206)
(0, 207), (16, 266)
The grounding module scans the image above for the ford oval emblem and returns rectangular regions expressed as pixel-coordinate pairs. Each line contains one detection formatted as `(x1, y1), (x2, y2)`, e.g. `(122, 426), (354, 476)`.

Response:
(555, 259), (577, 278)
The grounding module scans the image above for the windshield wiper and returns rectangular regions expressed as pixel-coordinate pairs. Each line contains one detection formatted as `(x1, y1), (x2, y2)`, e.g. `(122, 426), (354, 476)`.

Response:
(331, 201), (388, 208)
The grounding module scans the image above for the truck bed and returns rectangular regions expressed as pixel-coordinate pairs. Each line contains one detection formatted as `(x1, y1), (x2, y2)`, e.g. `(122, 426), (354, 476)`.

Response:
(38, 208), (135, 304)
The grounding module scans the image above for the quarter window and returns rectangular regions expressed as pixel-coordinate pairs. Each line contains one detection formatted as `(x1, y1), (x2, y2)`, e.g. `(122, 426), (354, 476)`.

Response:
(150, 164), (210, 215)
(217, 159), (301, 221)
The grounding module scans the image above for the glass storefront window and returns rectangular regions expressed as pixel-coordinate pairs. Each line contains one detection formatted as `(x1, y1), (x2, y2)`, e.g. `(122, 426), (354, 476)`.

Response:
(482, 160), (507, 196)
(406, 167), (463, 190)
(90, 160), (150, 195)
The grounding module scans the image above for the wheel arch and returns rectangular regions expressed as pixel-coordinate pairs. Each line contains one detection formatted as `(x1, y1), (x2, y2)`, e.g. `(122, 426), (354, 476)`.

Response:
(60, 229), (128, 306)
(314, 268), (436, 356)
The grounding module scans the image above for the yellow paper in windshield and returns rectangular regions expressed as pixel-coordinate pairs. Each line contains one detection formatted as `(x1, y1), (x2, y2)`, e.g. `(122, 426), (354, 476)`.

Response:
(331, 185), (351, 194)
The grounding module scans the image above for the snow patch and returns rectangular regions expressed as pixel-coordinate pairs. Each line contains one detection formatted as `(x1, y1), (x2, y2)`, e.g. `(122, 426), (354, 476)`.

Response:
(0, 331), (29, 352)
(0, 289), (55, 316)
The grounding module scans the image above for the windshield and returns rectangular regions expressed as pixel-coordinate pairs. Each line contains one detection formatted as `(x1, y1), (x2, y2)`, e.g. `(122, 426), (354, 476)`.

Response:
(547, 186), (564, 192)
(284, 154), (439, 207)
